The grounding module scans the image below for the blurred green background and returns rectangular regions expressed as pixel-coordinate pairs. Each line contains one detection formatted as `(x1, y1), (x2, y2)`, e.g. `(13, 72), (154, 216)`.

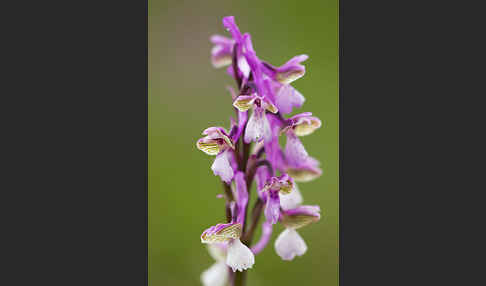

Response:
(149, 0), (338, 285)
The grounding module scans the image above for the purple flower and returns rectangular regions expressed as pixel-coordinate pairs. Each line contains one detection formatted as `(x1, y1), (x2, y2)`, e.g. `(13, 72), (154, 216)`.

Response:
(274, 205), (321, 260)
(261, 55), (309, 114)
(243, 105), (272, 143)
(222, 16), (243, 43)
(196, 127), (236, 183)
(210, 35), (234, 68)
(284, 130), (309, 166)
(285, 155), (323, 183)
(271, 81), (306, 115)
(282, 112), (322, 136)
(201, 222), (255, 272)
(281, 205), (321, 229)
(262, 55), (308, 85)
(284, 130), (322, 182)
(201, 222), (242, 243)
(197, 127), (234, 155)
(262, 174), (294, 224)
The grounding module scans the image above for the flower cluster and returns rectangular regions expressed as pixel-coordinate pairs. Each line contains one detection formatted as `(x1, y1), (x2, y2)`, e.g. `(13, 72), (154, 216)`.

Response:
(197, 16), (323, 286)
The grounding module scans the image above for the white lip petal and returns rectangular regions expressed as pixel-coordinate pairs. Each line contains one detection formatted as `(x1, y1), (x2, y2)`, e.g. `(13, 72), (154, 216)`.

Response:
(274, 228), (307, 261)
(211, 150), (234, 183)
(226, 239), (255, 272)
(238, 56), (251, 78)
(207, 244), (227, 262)
(201, 262), (228, 286)
(279, 183), (304, 211)
(244, 108), (271, 144)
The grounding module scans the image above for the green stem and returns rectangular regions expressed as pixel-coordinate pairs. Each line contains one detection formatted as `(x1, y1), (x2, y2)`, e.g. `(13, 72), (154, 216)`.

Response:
(234, 270), (247, 286)
(242, 199), (264, 245)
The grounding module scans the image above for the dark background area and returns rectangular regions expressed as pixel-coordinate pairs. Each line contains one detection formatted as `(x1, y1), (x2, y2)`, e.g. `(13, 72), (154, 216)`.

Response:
(2, 0), (480, 285)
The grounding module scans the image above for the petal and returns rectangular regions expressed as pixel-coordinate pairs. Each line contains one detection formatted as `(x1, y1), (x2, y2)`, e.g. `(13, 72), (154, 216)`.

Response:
(241, 34), (265, 97)
(233, 95), (256, 112)
(201, 127), (234, 149)
(281, 205), (321, 229)
(210, 35), (234, 68)
(285, 131), (309, 166)
(275, 55), (308, 85)
(211, 150), (234, 183)
(238, 56), (251, 78)
(263, 174), (294, 194)
(264, 190), (280, 225)
(275, 84), (305, 115)
(197, 137), (222, 155)
(226, 239), (255, 272)
(279, 183), (304, 210)
(210, 34), (234, 46)
(227, 150), (238, 173)
(263, 97), (278, 114)
(293, 116), (322, 136)
(207, 243), (227, 262)
(274, 228), (307, 261)
(201, 262), (228, 286)
(287, 205), (321, 216)
(211, 45), (232, 68)
(201, 223), (242, 244)
(244, 107), (271, 144)
(222, 16), (243, 42)
(286, 157), (323, 182)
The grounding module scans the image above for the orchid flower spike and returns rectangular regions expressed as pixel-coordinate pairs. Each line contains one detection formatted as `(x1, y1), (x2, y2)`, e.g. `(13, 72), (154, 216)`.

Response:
(201, 223), (255, 272)
(275, 205), (321, 260)
(199, 15), (325, 278)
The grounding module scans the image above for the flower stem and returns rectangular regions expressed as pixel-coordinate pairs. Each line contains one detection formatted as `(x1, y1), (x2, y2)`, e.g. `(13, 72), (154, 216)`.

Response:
(242, 199), (264, 245)
(234, 270), (247, 286)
